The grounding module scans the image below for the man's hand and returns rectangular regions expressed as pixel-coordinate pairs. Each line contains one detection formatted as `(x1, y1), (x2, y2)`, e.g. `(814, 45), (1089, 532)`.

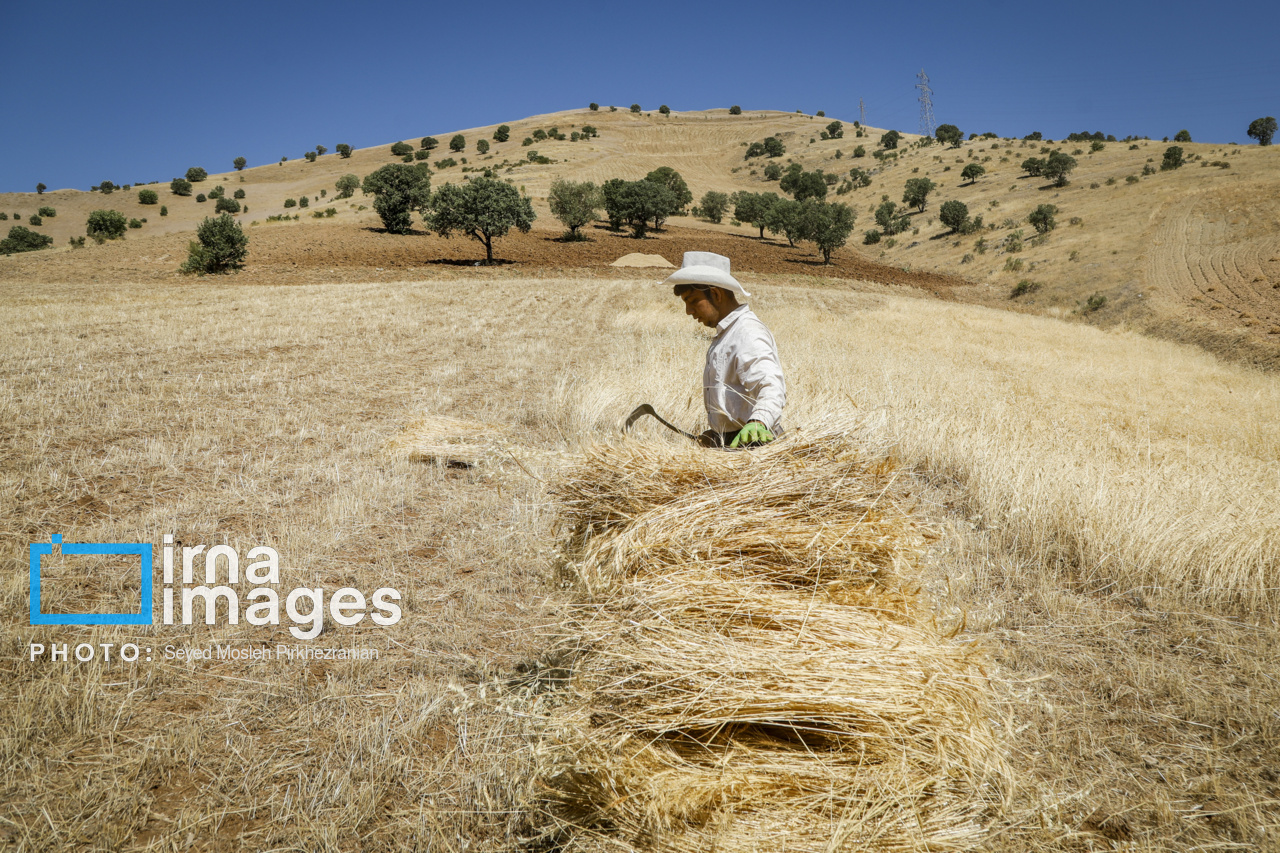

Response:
(730, 421), (775, 448)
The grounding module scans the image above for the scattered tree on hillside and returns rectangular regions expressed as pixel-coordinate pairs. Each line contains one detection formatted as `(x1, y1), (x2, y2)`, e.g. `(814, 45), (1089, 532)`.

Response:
(234, 157), (247, 171)
(1042, 152), (1077, 187)
(86, 210), (128, 242)
(630, 104), (642, 113)
(902, 177), (937, 212)
(391, 141), (413, 157)
(602, 180), (677, 237)
(747, 137), (787, 159)
(939, 200), (970, 233)
(138, 189), (158, 205)
(729, 105), (742, 115)
(589, 102), (599, 111)
(337, 143), (353, 158)
(874, 200), (910, 235)
(305, 151), (318, 162)
(797, 199), (856, 263)
(234, 188), (245, 199)
(764, 198), (804, 246)
(763, 162), (782, 181)
(186, 167), (208, 182)
(427, 177), (536, 262)
(1247, 116), (1276, 146)
(1028, 204), (1058, 233)
(784, 169), (828, 202)
(935, 123), (963, 147)
(493, 125), (510, 143)
(1024, 131), (1043, 141)
(731, 191), (780, 238)
(36, 183), (46, 194)
(316, 146), (327, 156)
(99, 181), (116, 194)
(1021, 157), (1045, 177)
(699, 190), (729, 224)
(961, 163), (985, 184)
(448, 134), (465, 152)
(170, 178), (193, 196)
(360, 163), (432, 234)
(879, 130), (901, 149)
(601, 179), (627, 230)
(1161, 146), (1185, 171)
(421, 137), (439, 150)
(659, 105), (670, 115)
(215, 196), (241, 214)
(581, 125), (599, 138)
(181, 214), (248, 274)
(1173, 129), (1192, 142)
(0, 226), (53, 255)
(548, 179), (601, 240)
(335, 174), (360, 199)
(477, 139), (490, 155)
(643, 167), (692, 221)
(825, 120), (844, 139)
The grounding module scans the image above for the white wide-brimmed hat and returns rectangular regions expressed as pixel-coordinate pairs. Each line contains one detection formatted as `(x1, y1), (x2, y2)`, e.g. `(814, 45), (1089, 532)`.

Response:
(662, 251), (751, 299)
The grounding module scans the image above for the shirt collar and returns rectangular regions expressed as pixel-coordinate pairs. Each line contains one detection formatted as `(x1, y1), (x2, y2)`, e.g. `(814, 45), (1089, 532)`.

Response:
(715, 304), (751, 335)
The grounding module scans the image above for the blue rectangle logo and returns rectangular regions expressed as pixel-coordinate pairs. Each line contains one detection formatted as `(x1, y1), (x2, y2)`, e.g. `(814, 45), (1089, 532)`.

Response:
(29, 534), (153, 625)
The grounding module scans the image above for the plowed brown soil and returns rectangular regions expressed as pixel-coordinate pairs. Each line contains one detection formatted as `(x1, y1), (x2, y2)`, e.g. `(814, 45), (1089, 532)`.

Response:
(0, 221), (967, 298)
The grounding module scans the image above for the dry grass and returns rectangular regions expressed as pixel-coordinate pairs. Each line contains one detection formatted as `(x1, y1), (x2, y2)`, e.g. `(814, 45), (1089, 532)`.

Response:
(4, 273), (1280, 851)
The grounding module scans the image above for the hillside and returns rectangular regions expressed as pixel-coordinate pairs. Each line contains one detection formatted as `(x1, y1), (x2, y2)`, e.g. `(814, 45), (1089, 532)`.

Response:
(3, 105), (1279, 366)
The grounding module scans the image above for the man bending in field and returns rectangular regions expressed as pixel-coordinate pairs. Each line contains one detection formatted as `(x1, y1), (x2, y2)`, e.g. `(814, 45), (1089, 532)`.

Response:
(667, 252), (786, 448)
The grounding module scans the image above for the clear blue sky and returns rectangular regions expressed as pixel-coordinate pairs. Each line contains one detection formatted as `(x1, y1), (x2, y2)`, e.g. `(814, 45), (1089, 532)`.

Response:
(3, 0), (1276, 193)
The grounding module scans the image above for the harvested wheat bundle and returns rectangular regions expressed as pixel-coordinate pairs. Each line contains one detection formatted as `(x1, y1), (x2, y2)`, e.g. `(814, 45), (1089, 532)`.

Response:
(553, 424), (898, 536)
(533, 597), (1007, 852)
(554, 424), (927, 597)
(540, 735), (996, 853)
(529, 423), (1009, 852)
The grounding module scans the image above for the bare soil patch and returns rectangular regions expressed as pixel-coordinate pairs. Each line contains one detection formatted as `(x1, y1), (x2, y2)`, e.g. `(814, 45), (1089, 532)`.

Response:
(0, 221), (968, 298)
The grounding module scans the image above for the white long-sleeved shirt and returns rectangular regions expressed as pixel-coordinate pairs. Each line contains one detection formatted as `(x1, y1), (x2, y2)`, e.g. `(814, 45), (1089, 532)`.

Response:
(703, 305), (786, 433)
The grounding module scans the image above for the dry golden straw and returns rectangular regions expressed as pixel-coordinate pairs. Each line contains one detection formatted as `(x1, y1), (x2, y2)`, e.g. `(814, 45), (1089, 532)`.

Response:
(529, 423), (1010, 852)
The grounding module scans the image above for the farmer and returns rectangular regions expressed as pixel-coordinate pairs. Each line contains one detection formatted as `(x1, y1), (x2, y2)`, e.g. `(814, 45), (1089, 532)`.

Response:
(666, 252), (786, 448)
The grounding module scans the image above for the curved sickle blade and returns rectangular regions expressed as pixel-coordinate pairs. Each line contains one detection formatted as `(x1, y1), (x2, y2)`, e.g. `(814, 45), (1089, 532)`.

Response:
(623, 404), (697, 441)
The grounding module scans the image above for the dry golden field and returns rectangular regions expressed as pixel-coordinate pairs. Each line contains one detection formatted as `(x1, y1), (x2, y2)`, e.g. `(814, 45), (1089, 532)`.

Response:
(4, 105), (1280, 851)
(3, 267), (1279, 850)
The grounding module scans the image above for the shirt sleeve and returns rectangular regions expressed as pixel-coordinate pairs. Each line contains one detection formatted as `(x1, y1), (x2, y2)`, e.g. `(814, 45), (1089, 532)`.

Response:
(736, 324), (786, 431)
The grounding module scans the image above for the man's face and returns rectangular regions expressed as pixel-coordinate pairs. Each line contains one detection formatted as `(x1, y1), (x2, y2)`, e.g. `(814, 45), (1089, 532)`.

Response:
(679, 288), (724, 328)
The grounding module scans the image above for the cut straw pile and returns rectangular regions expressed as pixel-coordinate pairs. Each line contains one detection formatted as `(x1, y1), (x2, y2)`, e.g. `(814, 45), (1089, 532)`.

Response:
(527, 422), (1010, 851)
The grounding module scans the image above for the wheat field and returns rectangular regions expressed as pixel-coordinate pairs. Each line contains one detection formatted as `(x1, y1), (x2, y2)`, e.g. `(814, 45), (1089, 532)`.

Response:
(3, 274), (1279, 850)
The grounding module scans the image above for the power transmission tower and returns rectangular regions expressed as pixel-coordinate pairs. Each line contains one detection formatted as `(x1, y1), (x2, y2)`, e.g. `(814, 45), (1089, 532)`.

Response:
(915, 69), (936, 137)
(859, 98), (866, 126)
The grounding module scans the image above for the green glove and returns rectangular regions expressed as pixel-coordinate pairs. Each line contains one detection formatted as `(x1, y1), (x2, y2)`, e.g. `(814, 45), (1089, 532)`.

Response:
(730, 421), (775, 448)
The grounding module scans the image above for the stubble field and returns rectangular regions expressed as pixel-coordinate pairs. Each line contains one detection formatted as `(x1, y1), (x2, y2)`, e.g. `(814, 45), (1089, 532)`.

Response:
(3, 270), (1279, 851)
